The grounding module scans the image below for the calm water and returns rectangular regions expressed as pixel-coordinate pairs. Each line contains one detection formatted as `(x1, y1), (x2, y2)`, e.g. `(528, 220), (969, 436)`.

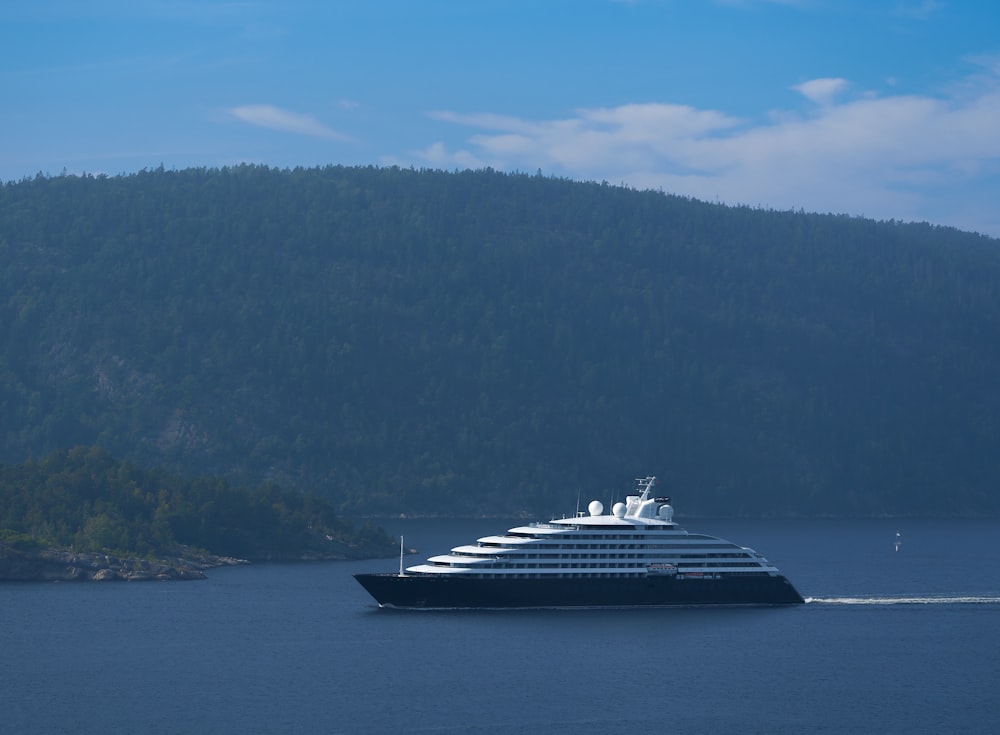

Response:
(3, 518), (999, 734)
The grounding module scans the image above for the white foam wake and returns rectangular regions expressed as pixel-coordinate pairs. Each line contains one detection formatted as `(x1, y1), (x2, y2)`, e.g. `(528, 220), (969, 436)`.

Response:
(805, 595), (1000, 605)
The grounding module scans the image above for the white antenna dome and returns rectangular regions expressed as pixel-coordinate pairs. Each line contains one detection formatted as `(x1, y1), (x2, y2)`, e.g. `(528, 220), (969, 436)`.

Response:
(587, 500), (604, 516)
(612, 502), (626, 518)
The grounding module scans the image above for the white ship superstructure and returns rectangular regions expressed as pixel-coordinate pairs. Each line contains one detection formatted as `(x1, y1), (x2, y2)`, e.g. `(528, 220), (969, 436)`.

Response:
(405, 477), (783, 581)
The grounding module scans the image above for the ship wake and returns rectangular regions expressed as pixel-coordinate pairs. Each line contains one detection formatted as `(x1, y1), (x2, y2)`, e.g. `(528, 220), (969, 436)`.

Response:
(805, 595), (1000, 605)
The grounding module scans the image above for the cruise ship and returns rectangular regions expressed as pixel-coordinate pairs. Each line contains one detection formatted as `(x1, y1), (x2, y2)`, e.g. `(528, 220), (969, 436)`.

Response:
(354, 477), (804, 609)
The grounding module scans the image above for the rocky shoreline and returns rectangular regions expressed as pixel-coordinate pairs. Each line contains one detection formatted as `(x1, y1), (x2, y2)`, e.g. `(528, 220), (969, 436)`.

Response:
(0, 535), (397, 582)
(0, 543), (248, 582)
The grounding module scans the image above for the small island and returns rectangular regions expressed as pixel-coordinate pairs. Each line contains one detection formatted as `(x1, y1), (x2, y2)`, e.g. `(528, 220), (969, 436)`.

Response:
(0, 446), (396, 582)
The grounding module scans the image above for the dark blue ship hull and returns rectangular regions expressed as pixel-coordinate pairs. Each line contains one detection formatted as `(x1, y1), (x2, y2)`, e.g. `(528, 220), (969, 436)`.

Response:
(354, 573), (804, 609)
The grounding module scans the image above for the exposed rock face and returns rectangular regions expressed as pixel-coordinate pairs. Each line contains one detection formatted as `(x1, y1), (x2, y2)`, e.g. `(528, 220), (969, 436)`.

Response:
(0, 543), (248, 582)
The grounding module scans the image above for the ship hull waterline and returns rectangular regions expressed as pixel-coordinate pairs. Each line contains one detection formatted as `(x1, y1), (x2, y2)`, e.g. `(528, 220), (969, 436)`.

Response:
(354, 572), (805, 609)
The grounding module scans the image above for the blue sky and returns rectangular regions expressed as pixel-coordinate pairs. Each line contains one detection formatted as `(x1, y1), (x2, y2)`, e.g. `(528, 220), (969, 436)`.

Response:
(4, 0), (1000, 236)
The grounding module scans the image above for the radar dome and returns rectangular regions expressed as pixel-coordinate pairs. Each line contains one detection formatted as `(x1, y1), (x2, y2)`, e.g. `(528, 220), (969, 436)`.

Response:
(612, 502), (626, 518)
(587, 500), (604, 516)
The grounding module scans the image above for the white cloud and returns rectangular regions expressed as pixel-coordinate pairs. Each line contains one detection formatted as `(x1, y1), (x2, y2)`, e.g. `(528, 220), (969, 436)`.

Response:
(418, 69), (1000, 236)
(228, 104), (351, 141)
(963, 52), (1000, 82)
(426, 104), (742, 173)
(411, 141), (484, 170)
(794, 78), (849, 106)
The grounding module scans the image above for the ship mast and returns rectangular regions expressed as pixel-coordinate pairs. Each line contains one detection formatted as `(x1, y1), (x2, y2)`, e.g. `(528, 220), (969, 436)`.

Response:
(635, 476), (657, 499)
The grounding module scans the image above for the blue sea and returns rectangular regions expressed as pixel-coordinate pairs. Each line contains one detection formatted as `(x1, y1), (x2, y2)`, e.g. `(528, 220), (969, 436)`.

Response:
(3, 518), (999, 734)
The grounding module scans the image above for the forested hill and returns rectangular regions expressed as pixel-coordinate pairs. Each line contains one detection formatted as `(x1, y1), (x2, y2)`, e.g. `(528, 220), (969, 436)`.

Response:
(2, 165), (999, 517)
(0, 446), (393, 564)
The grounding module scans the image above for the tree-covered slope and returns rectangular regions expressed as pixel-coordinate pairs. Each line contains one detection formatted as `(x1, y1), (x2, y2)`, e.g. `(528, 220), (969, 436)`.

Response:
(0, 446), (393, 567)
(1, 166), (998, 516)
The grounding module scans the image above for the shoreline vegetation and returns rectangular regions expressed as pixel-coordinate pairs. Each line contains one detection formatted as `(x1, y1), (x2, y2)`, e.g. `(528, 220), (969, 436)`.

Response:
(0, 446), (397, 582)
